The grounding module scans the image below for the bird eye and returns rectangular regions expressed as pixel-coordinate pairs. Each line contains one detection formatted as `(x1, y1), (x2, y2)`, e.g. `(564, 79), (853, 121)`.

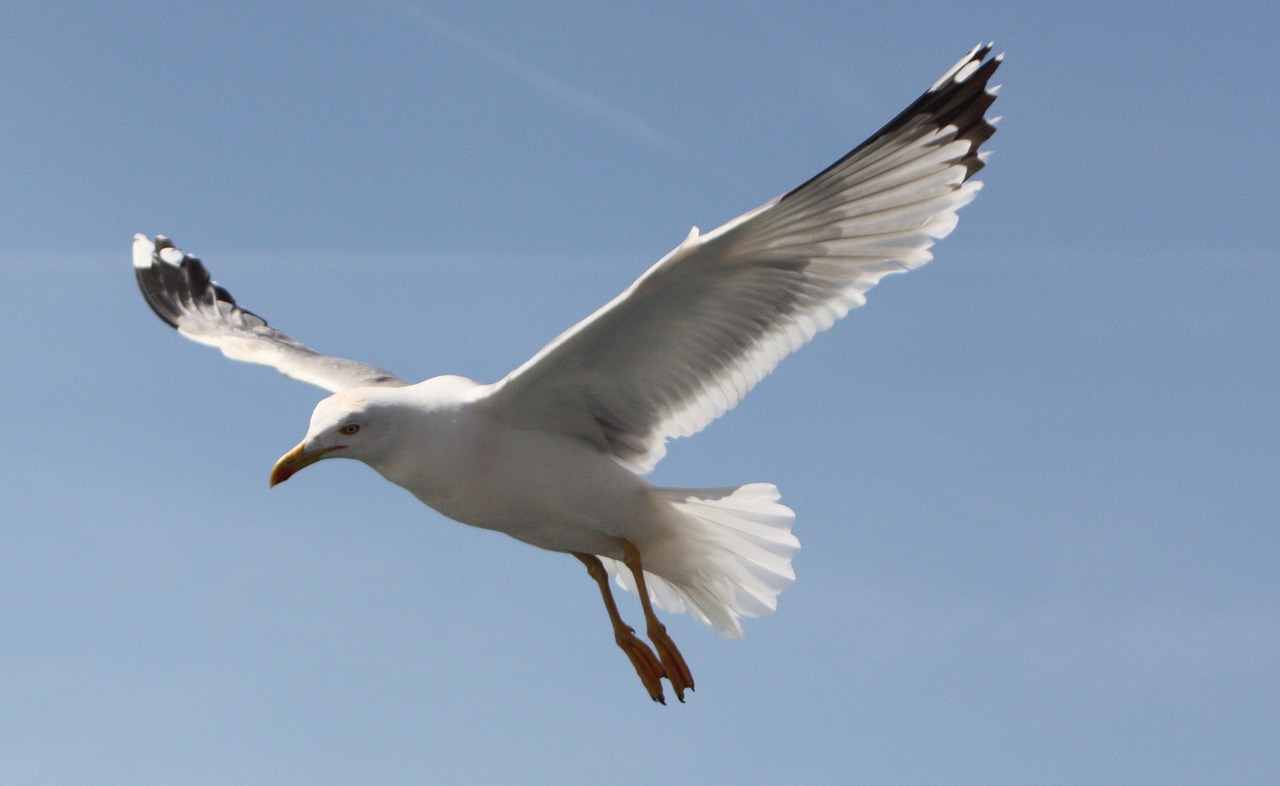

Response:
(340, 422), (360, 436)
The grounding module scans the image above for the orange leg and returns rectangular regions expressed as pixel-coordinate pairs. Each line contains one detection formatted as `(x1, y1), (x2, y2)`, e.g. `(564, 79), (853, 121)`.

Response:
(619, 539), (695, 702)
(573, 551), (668, 704)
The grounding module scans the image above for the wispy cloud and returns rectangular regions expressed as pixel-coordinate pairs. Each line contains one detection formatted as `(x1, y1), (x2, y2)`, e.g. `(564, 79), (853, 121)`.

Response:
(377, 1), (695, 158)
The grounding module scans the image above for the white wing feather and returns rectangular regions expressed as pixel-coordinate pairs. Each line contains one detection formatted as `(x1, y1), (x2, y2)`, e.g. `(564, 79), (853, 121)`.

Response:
(479, 45), (1001, 472)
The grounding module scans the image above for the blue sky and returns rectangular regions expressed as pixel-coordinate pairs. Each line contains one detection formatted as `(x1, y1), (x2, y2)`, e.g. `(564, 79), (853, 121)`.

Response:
(3, 1), (1277, 783)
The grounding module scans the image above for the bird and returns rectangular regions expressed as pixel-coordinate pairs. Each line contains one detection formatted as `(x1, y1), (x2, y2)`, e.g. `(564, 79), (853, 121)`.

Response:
(133, 44), (1001, 704)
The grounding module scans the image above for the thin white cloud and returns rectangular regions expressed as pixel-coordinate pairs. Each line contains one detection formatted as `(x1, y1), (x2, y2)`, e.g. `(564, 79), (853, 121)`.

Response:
(377, 1), (695, 158)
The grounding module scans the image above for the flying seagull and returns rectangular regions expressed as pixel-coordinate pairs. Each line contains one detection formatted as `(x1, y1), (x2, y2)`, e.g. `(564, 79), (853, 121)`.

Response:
(134, 44), (1001, 704)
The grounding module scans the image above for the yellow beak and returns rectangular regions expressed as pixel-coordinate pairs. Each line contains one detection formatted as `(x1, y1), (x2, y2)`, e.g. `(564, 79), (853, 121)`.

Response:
(269, 441), (343, 487)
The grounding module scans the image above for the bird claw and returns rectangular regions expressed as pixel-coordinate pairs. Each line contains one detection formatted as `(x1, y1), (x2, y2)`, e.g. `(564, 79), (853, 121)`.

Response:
(615, 627), (668, 704)
(650, 626), (695, 703)
(574, 548), (693, 704)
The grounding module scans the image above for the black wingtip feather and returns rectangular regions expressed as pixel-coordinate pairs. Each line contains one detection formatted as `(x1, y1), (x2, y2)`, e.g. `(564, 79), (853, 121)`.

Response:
(781, 44), (1002, 202)
(134, 236), (266, 332)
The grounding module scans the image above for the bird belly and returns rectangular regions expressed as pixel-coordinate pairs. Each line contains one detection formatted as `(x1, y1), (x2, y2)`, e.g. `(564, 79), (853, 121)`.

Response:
(377, 411), (668, 558)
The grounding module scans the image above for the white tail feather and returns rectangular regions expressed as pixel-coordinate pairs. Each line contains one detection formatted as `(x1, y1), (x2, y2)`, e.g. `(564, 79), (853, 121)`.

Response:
(601, 483), (799, 638)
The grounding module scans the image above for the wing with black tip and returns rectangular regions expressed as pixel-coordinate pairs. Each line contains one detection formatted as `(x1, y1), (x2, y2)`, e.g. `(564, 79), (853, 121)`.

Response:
(133, 234), (408, 393)
(480, 45), (1001, 473)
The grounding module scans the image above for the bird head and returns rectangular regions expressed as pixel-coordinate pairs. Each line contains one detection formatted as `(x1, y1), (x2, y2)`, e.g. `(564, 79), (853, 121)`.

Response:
(269, 390), (392, 486)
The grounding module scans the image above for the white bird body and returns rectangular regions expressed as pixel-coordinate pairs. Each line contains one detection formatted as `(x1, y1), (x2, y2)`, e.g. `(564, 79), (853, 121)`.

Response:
(354, 377), (658, 557)
(132, 44), (1002, 701)
(295, 378), (799, 637)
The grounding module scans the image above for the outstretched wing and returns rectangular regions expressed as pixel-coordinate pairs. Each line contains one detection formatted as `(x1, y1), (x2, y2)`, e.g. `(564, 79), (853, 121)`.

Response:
(133, 234), (408, 393)
(478, 44), (1001, 473)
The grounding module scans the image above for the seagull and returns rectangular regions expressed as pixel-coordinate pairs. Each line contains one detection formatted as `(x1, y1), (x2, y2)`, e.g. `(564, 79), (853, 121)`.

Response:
(133, 44), (1001, 704)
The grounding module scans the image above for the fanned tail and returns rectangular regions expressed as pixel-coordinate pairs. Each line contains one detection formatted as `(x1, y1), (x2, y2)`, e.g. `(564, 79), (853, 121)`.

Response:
(601, 483), (799, 638)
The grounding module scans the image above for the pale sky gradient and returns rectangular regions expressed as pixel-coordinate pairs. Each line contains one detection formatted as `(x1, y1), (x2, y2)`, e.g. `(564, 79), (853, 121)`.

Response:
(3, 2), (1277, 784)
